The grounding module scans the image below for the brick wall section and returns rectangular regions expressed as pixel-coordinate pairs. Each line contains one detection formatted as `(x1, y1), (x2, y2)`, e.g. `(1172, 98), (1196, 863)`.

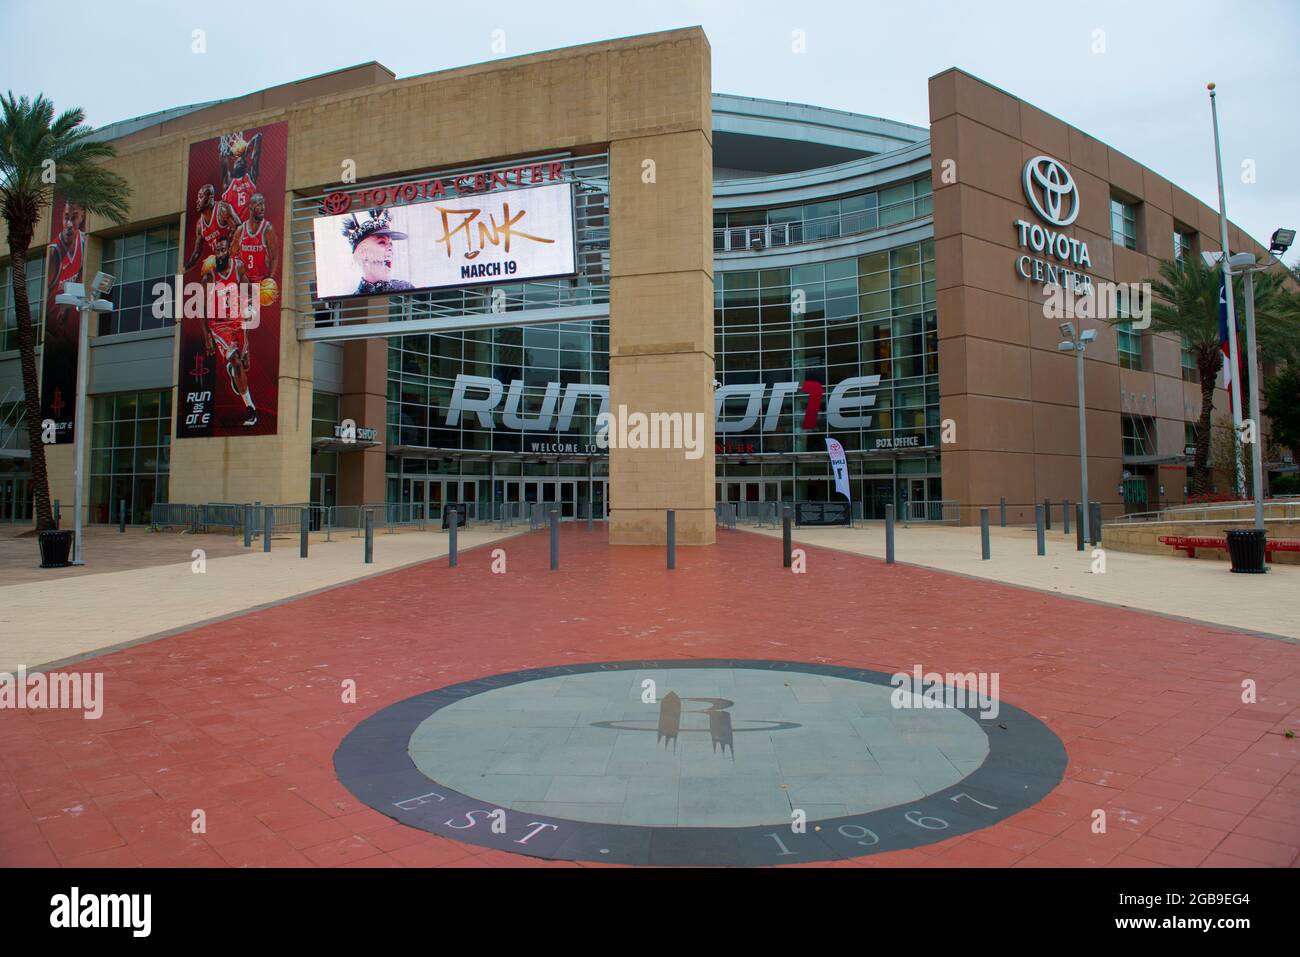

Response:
(929, 68), (1271, 526)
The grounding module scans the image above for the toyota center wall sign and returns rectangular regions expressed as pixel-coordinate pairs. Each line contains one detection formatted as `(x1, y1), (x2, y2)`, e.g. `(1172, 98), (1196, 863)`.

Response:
(1013, 155), (1092, 293)
(312, 181), (577, 299)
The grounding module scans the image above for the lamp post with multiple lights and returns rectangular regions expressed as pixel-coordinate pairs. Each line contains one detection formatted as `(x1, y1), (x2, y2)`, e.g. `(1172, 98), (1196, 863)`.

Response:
(1058, 321), (1097, 545)
(52, 271), (115, 566)
(1225, 227), (1295, 532)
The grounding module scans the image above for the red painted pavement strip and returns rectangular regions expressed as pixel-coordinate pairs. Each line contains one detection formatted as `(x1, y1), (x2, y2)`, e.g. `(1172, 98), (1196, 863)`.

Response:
(1, 526), (1297, 869)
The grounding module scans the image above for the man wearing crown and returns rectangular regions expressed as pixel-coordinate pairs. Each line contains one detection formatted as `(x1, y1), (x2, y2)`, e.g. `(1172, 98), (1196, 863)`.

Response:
(344, 208), (413, 295)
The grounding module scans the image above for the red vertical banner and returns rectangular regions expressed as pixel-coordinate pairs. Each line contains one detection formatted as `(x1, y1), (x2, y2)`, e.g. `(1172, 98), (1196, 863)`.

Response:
(176, 121), (288, 438)
(39, 195), (86, 443)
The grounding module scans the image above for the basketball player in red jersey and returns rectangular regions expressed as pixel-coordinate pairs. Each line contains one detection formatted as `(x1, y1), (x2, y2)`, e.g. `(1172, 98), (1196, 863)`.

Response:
(184, 183), (240, 271)
(230, 193), (278, 283)
(45, 202), (85, 320)
(201, 236), (259, 426)
(220, 130), (262, 224)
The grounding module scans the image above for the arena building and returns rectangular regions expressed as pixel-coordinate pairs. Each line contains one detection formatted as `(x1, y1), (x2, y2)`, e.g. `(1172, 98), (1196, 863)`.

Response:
(0, 27), (1276, 542)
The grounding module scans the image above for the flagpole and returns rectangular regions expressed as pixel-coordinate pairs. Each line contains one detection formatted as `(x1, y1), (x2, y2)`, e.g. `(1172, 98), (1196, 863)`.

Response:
(1208, 82), (1246, 497)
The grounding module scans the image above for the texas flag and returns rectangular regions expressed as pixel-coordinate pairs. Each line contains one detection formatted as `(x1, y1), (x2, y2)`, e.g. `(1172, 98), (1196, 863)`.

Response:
(1218, 272), (1233, 386)
(1218, 272), (1248, 392)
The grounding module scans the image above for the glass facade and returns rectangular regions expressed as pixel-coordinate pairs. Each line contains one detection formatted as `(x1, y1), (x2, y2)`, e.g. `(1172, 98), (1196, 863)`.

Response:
(1, 256), (44, 354)
(99, 224), (180, 336)
(381, 208), (940, 517)
(90, 389), (172, 524)
(714, 178), (932, 250)
(387, 318), (610, 455)
(715, 240), (939, 452)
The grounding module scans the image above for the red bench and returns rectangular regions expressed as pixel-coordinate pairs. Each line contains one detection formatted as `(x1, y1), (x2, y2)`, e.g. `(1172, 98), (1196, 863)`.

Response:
(1159, 535), (1300, 561)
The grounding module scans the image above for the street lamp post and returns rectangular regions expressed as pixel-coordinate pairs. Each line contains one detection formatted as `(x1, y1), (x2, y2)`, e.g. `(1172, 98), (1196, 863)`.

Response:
(1058, 322), (1097, 546)
(1226, 227), (1295, 533)
(52, 273), (114, 566)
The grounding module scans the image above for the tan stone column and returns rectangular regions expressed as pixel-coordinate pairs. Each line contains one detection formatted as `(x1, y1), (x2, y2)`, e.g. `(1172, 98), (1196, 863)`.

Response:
(606, 128), (715, 543)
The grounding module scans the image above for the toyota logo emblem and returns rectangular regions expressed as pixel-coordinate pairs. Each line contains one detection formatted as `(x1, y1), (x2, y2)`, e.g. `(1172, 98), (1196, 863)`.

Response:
(1023, 155), (1079, 227)
(320, 191), (352, 215)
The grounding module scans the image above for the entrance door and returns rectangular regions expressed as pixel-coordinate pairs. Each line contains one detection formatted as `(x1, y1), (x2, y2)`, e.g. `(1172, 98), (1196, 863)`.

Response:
(560, 480), (577, 519)
(592, 479), (606, 520)
(907, 478), (928, 521)
(427, 479), (444, 522)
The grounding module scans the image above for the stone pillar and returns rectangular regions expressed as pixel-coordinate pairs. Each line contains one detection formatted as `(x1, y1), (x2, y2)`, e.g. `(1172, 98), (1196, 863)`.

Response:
(606, 37), (715, 545)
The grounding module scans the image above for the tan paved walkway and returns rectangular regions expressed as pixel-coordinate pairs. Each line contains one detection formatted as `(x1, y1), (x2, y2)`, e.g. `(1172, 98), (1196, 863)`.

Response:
(0, 525), (523, 673)
(745, 522), (1300, 640)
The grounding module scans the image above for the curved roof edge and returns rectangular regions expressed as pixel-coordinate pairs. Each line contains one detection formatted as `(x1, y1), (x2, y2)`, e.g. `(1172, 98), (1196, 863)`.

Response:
(714, 140), (932, 210)
(712, 93), (927, 153)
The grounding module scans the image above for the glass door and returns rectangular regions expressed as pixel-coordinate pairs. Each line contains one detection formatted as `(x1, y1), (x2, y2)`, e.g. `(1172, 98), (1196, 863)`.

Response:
(428, 479), (444, 523)
(459, 480), (477, 521)
(560, 480), (576, 519)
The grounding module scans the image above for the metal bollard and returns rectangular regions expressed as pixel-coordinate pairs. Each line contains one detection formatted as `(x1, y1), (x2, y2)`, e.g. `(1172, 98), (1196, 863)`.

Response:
(263, 506), (273, 553)
(1090, 501), (1101, 546)
(300, 508), (309, 558)
(885, 503), (895, 565)
(243, 505), (252, 548)
(364, 509), (374, 563)
(999, 496), (1006, 528)
(1035, 504), (1046, 556)
(1076, 503), (1085, 552)
(980, 508), (990, 560)
(666, 509), (676, 570)
(448, 508), (458, 567)
(587, 502), (592, 532)
(782, 506), (792, 568)
(1043, 498), (1051, 530)
(1063, 499), (1071, 535)
(550, 509), (559, 570)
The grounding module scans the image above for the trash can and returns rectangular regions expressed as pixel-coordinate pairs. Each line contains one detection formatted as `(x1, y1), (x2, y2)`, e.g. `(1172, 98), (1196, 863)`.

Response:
(38, 529), (74, 568)
(1225, 528), (1267, 574)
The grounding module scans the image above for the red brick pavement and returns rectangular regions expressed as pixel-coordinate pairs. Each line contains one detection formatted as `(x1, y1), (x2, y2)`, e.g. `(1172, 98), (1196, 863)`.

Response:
(2, 526), (1297, 868)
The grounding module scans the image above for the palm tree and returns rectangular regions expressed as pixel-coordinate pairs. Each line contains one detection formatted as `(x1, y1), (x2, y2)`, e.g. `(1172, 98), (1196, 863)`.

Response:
(1, 93), (130, 531)
(1128, 255), (1297, 496)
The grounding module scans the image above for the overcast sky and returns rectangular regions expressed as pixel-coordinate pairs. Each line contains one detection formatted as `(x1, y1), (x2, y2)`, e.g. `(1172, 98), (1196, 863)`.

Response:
(3, 0), (1297, 260)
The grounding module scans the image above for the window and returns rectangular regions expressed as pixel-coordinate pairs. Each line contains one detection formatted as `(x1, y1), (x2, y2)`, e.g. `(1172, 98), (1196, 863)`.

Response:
(1173, 227), (1196, 263)
(1122, 414), (1153, 458)
(1116, 287), (1143, 370)
(1180, 334), (1199, 383)
(1117, 323), (1143, 369)
(1111, 198), (1137, 250)
(99, 224), (180, 335)
(0, 256), (44, 353)
(89, 389), (171, 525)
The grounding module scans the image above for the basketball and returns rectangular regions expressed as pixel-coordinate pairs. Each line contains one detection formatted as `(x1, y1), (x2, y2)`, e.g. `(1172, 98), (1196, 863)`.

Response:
(202, 255), (216, 275)
(260, 278), (278, 306)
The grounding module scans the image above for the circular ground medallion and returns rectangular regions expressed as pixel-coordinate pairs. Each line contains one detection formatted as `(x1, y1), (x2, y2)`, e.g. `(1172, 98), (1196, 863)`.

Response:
(334, 660), (1067, 865)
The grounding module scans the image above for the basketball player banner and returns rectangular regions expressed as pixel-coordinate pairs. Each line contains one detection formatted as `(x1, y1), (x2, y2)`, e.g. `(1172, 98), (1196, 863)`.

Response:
(176, 120), (288, 438)
(39, 195), (87, 443)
